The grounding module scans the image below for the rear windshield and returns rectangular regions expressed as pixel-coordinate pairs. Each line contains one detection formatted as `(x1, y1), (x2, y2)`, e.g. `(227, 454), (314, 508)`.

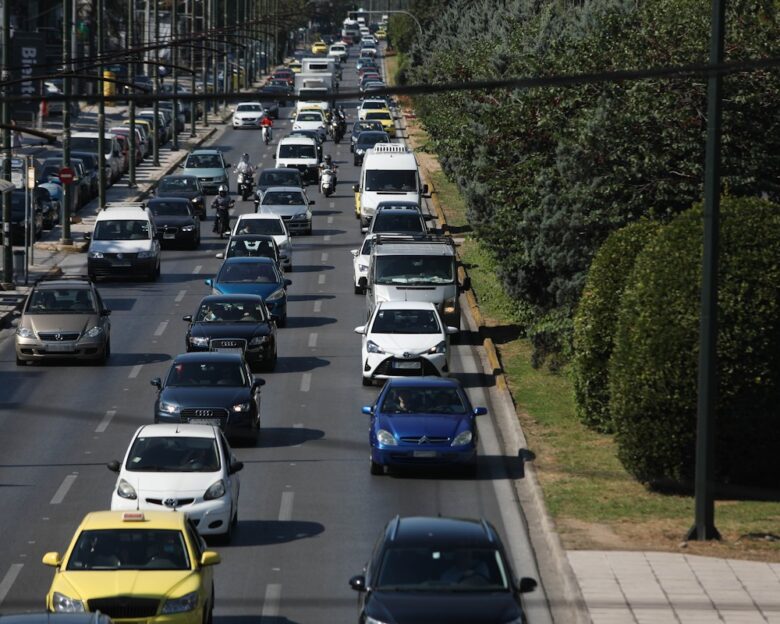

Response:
(185, 154), (223, 169)
(93, 219), (151, 241)
(279, 144), (316, 160)
(365, 170), (417, 193)
(262, 191), (305, 206)
(373, 212), (424, 233)
(149, 202), (191, 217)
(236, 218), (284, 235)
(71, 137), (113, 153)
(159, 177), (199, 192)
(259, 171), (300, 186)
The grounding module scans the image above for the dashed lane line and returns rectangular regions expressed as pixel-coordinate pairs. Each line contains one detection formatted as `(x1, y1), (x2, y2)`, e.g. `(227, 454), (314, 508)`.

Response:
(278, 491), (294, 521)
(50, 474), (78, 505)
(300, 373), (311, 393)
(318, 274), (326, 285)
(313, 300), (322, 313)
(129, 364), (142, 379)
(154, 321), (169, 337)
(95, 409), (116, 433)
(308, 333), (318, 348)
(0, 564), (23, 607)
(261, 583), (282, 619)
(192, 265), (202, 274)
(321, 252), (328, 262)
(175, 289), (187, 303)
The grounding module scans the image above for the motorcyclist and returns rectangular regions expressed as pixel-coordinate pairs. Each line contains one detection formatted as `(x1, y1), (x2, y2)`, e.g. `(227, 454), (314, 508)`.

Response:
(260, 114), (273, 143)
(319, 154), (337, 184)
(235, 153), (255, 177)
(211, 185), (233, 235)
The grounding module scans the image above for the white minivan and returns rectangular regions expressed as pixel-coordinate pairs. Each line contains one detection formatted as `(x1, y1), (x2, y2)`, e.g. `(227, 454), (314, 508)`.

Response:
(275, 136), (320, 184)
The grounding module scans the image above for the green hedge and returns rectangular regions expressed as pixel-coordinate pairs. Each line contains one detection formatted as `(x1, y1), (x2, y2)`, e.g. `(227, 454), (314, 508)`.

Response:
(573, 220), (661, 432)
(609, 197), (780, 488)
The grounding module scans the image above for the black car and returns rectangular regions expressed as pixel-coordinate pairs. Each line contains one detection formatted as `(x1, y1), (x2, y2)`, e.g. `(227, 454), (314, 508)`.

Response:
(156, 174), (207, 218)
(354, 130), (391, 166)
(0, 190), (43, 245)
(369, 203), (433, 236)
(33, 187), (59, 230)
(151, 352), (265, 444)
(255, 167), (304, 196)
(183, 294), (277, 371)
(349, 516), (537, 624)
(147, 197), (201, 249)
(258, 84), (289, 108)
(216, 234), (281, 267)
(38, 158), (90, 209)
(70, 151), (101, 198)
(351, 120), (385, 152)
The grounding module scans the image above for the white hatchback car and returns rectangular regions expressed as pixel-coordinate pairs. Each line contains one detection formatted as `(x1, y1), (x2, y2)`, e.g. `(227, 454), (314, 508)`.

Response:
(351, 233), (374, 294)
(108, 424), (243, 542)
(232, 102), (267, 129)
(354, 301), (458, 385)
(232, 213), (293, 271)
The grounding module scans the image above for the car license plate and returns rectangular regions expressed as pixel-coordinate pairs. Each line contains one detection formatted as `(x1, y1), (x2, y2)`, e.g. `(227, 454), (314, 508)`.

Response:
(393, 360), (421, 369)
(413, 451), (437, 458)
(112, 262), (131, 267)
(163, 232), (176, 239)
(214, 347), (243, 354)
(189, 418), (221, 425)
(46, 343), (75, 352)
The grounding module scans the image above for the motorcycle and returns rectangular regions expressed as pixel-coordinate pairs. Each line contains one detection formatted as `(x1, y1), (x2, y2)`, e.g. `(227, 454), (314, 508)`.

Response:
(237, 171), (253, 201)
(320, 167), (336, 197)
(261, 125), (273, 145)
(212, 198), (235, 238)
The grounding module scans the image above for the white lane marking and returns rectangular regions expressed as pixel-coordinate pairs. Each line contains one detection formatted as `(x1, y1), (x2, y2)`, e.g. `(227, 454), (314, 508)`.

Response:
(50, 474), (78, 505)
(327, 216), (334, 224)
(129, 364), (142, 379)
(175, 289), (187, 303)
(95, 409), (116, 433)
(192, 265), (202, 274)
(0, 564), (24, 607)
(313, 300), (322, 313)
(321, 252), (328, 262)
(308, 333), (318, 348)
(154, 321), (169, 337)
(293, 423), (303, 428)
(329, 201), (335, 209)
(261, 583), (282, 618)
(318, 274), (326, 285)
(278, 492), (294, 521)
(300, 373), (311, 392)
(324, 234), (331, 241)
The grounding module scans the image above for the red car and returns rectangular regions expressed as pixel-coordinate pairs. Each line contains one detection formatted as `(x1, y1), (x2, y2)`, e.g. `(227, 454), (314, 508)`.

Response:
(272, 69), (294, 87)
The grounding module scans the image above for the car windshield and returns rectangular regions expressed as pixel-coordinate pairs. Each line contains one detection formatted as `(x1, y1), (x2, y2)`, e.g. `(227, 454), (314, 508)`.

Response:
(227, 239), (276, 259)
(372, 212), (424, 233)
(259, 171), (299, 187)
(70, 137), (113, 153)
(380, 387), (467, 414)
(149, 202), (190, 217)
(375, 255), (454, 285)
(237, 104), (263, 112)
(66, 529), (190, 571)
(196, 300), (267, 322)
(363, 101), (387, 110)
(354, 122), (382, 135)
(375, 546), (507, 591)
(357, 134), (390, 149)
(27, 288), (96, 313)
(166, 360), (248, 387)
(126, 436), (220, 472)
(366, 112), (391, 122)
(297, 112), (323, 122)
(262, 191), (304, 206)
(218, 262), (278, 284)
(159, 177), (198, 191)
(365, 170), (417, 192)
(93, 219), (150, 241)
(371, 308), (441, 335)
(279, 144), (316, 159)
(235, 219), (284, 235)
(185, 154), (223, 169)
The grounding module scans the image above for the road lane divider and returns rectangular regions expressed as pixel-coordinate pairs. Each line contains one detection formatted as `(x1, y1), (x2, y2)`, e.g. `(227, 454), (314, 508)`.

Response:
(327, 216), (334, 224)
(318, 274), (326, 285)
(129, 364), (143, 379)
(313, 300), (322, 313)
(308, 333), (318, 348)
(278, 492), (294, 522)
(95, 409), (116, 433)
(175, 289), (187, 303)
(300, 373), (311, 392)
(0, 563), (23, 607)
(192, 265), (202, 274)
(261, 583), (282, 618)
(324, 235), (331, 242)
(154, 321), (169, 337)
(50, 474), (78, 505)
(321, 252), (328, 262)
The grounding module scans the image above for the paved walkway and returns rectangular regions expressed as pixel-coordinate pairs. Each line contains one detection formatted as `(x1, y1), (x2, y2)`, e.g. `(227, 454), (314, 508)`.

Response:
(569, 551), (780, 623)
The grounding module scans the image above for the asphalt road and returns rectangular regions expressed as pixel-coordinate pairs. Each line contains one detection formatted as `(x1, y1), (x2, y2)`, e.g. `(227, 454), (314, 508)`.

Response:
(0, 49), (555, 624)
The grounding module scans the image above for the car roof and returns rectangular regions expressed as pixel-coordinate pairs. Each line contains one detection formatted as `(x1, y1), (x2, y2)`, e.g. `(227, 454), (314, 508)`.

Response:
(35, 279), (92, 290)
(259, 168), (301, 175)
(230, 234), (276, 241)
(377, 301), (437, 311)
(77, 510), (187, 530)
(172, 351), (245, 364)
(235, 101), (264, 106)
(148, 196), (191, 204)
(134, 423), (219, 439)
(237, 213), (284, 221)
(199, 293), (266, 304)
(279, 136), (316, 145)
(223, 256), (276, 266)
(263, 186), (305, 194)
(376, 201), (421, 210)
(189, 149), (222, 155)
(387, 516), (497, 547)
(374, 241), (454, 256)
(161, 174), (198, 180)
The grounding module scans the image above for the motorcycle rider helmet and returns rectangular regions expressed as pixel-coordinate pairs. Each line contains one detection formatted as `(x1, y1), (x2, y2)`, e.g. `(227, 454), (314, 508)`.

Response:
(324, 155), (332, 166)
(241, 153), (249, 163)
(218, 184), (228, 196)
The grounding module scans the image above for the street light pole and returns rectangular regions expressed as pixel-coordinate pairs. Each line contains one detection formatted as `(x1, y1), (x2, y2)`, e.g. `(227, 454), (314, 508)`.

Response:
(61, 0), (73, 245)
(222, 0), (228, 110)
(189, 0), (197, 137)
(128, 0), (137, 187)
(97, 0), (106, 209)
(172, 0), (180, 151)
(202, 0), (209, 126)
(1, 0), (12, 285)
(152, 0), (160, 166)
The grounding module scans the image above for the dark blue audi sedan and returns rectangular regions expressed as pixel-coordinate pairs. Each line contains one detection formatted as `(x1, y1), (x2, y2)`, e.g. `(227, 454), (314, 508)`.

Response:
(205, 256), (291, 327)
(362, 377), (486, 476)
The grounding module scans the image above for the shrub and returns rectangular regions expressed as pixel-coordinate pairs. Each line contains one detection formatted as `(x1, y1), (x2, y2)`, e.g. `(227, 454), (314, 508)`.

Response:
(573, 220), (661, 432)
(609, 197), (780, 488)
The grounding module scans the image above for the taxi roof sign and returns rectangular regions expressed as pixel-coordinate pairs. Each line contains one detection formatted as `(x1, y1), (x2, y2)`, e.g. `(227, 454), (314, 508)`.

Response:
(122, 512), (146, 522)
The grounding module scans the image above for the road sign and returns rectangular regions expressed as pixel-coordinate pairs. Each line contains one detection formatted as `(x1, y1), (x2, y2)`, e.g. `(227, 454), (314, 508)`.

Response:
(59, 167), (75, 185)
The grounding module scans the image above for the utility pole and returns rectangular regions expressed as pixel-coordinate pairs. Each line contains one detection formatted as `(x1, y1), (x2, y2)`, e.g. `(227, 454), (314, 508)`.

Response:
(211, 0), (218, 117)
(97, 0), (106, 209)
(222, 0), (228, 110)
(263, 0), (268, 76)
(152, 0), (160, 166)
(1, 0), (12, 285)
(61, 0), (73, 245)
(171, 0), (179, 151)
(128, 0), (137, 187)
(202, 0), (209, 126)
(144, 0), (151, 78)
(189, 0), (196, 137)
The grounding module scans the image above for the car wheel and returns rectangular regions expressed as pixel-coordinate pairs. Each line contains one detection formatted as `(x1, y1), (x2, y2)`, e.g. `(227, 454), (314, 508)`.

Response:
(276, 315), (287, 329)
(263, 349), (277, 372)
(354, 284), (364, 295)
(15, 355), (25, 366)
(370, 458), (383, 475)
(99, 338), (111, 365)
(362, 376), (372, 387)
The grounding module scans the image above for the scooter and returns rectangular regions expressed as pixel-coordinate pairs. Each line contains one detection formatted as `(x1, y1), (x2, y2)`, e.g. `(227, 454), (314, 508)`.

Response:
(212, 198), (235, 238)
(320, 167), (336, 197)
(262, 125), (273, 145)
(237, 171), (253, 201)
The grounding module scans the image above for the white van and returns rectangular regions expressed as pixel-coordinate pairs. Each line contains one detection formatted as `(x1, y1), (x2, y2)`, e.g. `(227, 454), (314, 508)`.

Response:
(275, 136), (320, 184)
(353, 144), (428, 229)
(302, 57), (337, 75)
(365, 235), (461, 327)
(86, 203), (161, 281)
(70, 131), (123, 183)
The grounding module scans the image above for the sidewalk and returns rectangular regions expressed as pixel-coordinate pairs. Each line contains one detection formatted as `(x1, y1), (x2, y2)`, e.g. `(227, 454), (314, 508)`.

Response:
(569, 551), (780, 624)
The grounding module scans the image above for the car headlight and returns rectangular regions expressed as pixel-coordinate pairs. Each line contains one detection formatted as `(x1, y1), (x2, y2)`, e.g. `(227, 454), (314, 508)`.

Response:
(427, 340), (447, 354)
(366, 618), (389, 624)
(204, 479), (226, 500)
(137, 250), (156, 258)
(265, 288), (285, 301)
(376, 429), (397, 446)
(85, 326), (103, 338)
(358, 263), (369, 273)
(161, 591), (199, 614)
(356, 148), (365, 155)
(117, 478), (137, 499)
(249, 335), (269, 346)
(293, 212), (307, 220)
(159, 401), (180, 414)
(52, 592), (85, 613)
(181, 225), (195, 231)
(451, 430), (473, 446)
(191, 197), (202, 203)
(189, 336), (209, 347)
(232, 402), (251, 412)
(366, 340), (384, 354)
(444, 297), (457, 314)
(293, 123), (301, 130)
(88, 250), (104, 259)
(16, 326), (34, 338)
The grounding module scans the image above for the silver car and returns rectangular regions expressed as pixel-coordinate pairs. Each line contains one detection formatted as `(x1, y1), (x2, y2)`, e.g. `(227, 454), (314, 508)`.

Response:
(256, 186), (313, 235)
(15, 277), (112, 365)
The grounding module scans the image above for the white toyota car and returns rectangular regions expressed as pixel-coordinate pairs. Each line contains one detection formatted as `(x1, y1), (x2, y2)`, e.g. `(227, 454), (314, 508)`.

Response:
(108, 423), (243, 543)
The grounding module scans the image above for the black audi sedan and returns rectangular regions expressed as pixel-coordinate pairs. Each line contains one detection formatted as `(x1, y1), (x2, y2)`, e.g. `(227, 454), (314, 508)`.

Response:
(151, 352), (265, 444)
(155, 174), (207, 218)
(183, 294), (277, 371)
(349, 516), (537, 624)
(147, 197), (201, 249)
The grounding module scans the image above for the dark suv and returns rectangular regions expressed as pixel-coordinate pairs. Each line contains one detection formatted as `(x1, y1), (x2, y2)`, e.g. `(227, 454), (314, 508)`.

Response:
(349, 516), (537, 624)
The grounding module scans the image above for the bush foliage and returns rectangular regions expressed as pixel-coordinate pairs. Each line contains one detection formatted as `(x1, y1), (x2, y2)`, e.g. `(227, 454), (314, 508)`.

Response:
(573, 220), (660, 432)
(609, 197), (780, 488)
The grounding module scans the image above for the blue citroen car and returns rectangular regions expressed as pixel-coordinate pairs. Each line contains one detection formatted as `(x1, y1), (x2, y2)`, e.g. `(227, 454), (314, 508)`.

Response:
(362, 377), (487, 476)
(205, 257), (291, 327)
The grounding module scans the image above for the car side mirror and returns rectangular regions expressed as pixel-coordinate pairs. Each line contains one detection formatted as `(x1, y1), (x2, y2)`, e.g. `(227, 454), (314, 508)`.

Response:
(182, 314), (193, 322)
(423, 214), (436, 221)
(204, 278), (213, 287)
(106, 460), (121, 472)
(352, 184), (359, 192)
(309, 199), (315, 205)
(473, 407), (488, 416)
(101, 308), (112, 316)
(518, 577), (537, 594)
(284, 278), (292, 287)
(422, 184), (429, 195)
(252, 377), (266, 389)
(229, 460), (244, 474)
(215, 252), (224, 259)
(83, 232), (91, 242)
(349, 574), (366, 592)
(42, 552), (63, 567)
(460, 275), (471, 291)
(200, 551), (221, 567)
(361, 406), (373, 415)
(446, 326), (459, 335)
(150, 377), (162, 389)
(354, 325), (366, 334)
(224, 163), (230, 168)
(350, 249), (358, 257)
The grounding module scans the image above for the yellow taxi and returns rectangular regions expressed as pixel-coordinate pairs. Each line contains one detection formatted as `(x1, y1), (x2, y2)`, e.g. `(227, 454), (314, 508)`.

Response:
(43, 511), (220, 624)
(375, 29), (387, 40)
(362, 110), (396, 137)
(311, 41), (328, 54)
(289, 60), (302, 74)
